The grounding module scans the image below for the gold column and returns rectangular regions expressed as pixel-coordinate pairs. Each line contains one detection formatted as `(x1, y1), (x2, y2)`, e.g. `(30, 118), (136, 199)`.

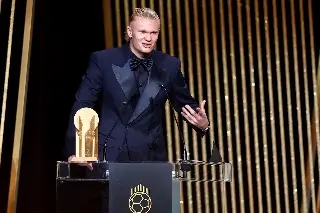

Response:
(149, 0), (154, 9)
(115, 0), (122, 47)
(244, 1), (258, 212)
(308, 0), (320, 209)
(210, 0), (225, 212)
(192, 0), (203, 211)
(174, 1), (186, 212)
(289, 0), (308, 211)
(183, 1), (195, 211)
(166, 0), (181, 164)
(271, 0), (290, 212)
(174, 0), (184, 160)
(141, 0), (146, 7)
(158, 0), (173, 164)
(7, 0), (35, 212)
(0, 0), (3, 14)
(281, 0), (299, 211)
(0, 0), (16, 166)
(299, 0), (317, 211)
(201, 0), (216, 212)
(124, 1), (129, 27)
(218, 0), (236, 212)
(263, 0), (281, 212)
(255, 0), (272, 211)
(227, 1), (244, 212)
(102, 0), (113, 48)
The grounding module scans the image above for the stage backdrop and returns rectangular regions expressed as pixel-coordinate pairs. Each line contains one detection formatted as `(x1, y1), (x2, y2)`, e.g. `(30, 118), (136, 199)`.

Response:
(102, 0), (320, 213)
(1, 0), (320, 213)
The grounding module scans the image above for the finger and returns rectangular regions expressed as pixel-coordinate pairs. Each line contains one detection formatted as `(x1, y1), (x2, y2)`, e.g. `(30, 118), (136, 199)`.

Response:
(182, 108), (198, 124)
(196, 107), (206, 117)
(181, 111), (196, 125)
(68, 156), (93, 169)
(87, 163), (93, 170)
(181, 111), (197, 124)
(182, 107), (198, 122)
(68, 155), (75, 162)
(200, 100), (206, 110)
(196, 107), (201, 114)
(78, 162), (93, 170)
(184, 105), (201, 119)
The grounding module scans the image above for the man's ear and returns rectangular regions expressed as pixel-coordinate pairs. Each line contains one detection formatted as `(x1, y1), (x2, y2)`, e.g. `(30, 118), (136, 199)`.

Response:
(127, 26), (132, 38)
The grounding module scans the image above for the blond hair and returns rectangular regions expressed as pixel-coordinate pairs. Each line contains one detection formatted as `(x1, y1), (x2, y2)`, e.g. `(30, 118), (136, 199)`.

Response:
(124, 8), (160, 42)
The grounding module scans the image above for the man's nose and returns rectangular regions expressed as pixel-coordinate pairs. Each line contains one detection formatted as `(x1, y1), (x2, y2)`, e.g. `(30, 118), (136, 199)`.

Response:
(145, 33), (151, 41)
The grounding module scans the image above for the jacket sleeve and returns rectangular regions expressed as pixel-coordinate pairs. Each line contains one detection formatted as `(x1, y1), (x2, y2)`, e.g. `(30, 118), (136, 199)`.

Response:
(169, 59), (207, 136)
(64, 52), (103, 159)
(169, 59), (198, 112)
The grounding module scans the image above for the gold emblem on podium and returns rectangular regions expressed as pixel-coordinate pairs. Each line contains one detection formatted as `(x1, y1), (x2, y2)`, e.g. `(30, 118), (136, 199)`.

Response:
(71, 107), (99, 162)
(129, 184), (152, 213)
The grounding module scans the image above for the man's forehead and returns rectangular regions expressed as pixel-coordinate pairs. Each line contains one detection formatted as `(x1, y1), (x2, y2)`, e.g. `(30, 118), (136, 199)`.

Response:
(130, 17), (160, 28)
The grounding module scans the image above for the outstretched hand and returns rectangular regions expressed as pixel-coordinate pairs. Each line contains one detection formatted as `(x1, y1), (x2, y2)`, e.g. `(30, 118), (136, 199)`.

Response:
(181, 100), (209, 130)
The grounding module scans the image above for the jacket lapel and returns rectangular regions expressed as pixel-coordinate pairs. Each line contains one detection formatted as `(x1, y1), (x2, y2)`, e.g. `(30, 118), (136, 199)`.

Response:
(111, 60), (137, 123)
(112, 61), (136, 100)
(128, 64), (162, 124)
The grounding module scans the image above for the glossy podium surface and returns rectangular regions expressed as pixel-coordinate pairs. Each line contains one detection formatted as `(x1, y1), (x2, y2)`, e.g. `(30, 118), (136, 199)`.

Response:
(56, 161), (232, 213)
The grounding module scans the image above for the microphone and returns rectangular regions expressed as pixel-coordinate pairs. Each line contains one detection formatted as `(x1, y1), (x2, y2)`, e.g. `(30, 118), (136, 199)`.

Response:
(102, 84), (142, 161)
(209, 142), (222, 163)
(159, 84), (188, 162)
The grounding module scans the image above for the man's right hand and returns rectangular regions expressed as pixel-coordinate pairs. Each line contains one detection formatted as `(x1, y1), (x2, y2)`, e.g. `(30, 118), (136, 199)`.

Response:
(68, 155), (93, 170)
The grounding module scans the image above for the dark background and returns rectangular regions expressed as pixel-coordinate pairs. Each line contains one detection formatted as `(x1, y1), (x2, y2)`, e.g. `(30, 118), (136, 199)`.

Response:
(0, 0), (105, 212)
(0, 0), (320, 213)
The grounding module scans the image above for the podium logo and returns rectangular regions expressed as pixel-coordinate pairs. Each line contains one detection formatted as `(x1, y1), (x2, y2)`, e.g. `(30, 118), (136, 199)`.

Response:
(129, 184), (152, 213)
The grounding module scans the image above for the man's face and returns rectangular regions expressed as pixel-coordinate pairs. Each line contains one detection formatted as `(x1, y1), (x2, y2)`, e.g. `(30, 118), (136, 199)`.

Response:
(127, 17), (160, 58)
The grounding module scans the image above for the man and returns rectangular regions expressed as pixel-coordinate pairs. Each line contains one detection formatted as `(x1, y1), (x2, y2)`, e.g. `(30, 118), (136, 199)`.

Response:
(62, 7), (211, 213)
(65, 7), (210, 165)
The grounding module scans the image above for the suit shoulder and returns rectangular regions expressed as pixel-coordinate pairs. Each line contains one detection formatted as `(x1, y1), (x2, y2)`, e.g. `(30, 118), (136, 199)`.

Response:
(153, 50), (180, 66)
(85, 48), (122, 69)
(91, 47), (122, 59)
(153, 50), (180, 70)
(153, 49), (179, 61)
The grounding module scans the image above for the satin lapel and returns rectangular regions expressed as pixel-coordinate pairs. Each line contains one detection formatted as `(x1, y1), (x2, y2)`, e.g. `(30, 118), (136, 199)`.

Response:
(111, 60), (136, 100)
(128, 65), (162, 124)
(111, 60), (137, 123)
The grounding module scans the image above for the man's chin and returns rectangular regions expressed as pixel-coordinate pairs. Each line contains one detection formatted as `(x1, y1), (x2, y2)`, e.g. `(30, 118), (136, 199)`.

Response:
(139, 49), (153, 55)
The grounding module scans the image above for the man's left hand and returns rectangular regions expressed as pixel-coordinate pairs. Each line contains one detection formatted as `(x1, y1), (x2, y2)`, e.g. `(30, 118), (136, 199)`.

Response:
(181, 100), (209, 130)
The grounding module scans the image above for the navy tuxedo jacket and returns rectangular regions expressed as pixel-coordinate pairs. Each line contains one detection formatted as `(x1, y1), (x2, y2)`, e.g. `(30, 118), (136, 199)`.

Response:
(65, 43), (200, 162)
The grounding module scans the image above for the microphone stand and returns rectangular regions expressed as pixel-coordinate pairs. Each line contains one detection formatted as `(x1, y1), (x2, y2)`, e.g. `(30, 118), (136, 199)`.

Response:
(159, 84), (190, 177)
(159, 84), (188, 162)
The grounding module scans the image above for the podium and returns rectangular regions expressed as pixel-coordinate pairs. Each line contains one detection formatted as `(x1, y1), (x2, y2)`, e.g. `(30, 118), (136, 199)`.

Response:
(56, 160), (232, 213)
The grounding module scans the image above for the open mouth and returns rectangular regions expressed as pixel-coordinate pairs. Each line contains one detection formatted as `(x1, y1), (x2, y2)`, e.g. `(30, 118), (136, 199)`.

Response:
(142, 43), (152, 48)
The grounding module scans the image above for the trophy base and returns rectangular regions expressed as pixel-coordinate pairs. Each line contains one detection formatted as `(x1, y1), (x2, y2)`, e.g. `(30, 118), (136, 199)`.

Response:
(71, 156), (98, 162)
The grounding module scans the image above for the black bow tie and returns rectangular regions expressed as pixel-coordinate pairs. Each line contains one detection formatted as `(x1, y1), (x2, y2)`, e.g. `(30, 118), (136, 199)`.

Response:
(130, 56), (153, 71)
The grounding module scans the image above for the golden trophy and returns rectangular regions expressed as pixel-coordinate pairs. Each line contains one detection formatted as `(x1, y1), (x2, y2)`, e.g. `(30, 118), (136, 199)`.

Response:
(71, 107), (99, 162)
